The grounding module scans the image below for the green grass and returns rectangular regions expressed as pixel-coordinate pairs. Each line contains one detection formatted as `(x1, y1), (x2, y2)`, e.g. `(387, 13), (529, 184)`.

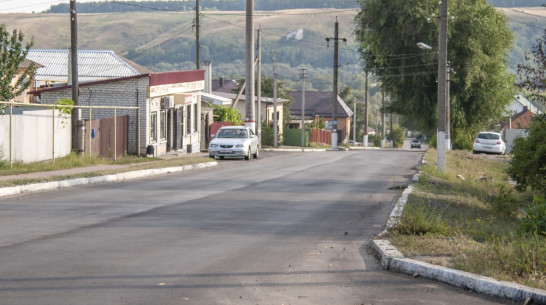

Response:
(386, 149), (545, 290)
(0, 151), (212, 187)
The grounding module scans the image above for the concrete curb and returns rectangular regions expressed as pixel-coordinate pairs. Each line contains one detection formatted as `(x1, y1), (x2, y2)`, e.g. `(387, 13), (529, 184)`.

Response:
(372, 240), (546, 304)
(0, 161), (218, 198)
(372, 153), (546, 304)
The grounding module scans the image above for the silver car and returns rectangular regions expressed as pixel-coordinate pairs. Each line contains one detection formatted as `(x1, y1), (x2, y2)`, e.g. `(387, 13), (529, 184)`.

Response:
(473, 132), (506, 155)
(208, 126), (259, 160)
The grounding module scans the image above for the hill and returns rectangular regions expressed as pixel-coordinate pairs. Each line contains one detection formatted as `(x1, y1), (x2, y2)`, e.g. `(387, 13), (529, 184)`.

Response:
(1, 7), (545, 93)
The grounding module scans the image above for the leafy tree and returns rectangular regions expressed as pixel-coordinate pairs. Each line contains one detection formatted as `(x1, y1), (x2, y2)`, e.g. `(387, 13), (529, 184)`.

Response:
(354, 0), (514, 149)
(213, 105), (243, 125)
(517, 28), (546, 105)
(507, 114), (546, 194)
(0, 25), (35, 103)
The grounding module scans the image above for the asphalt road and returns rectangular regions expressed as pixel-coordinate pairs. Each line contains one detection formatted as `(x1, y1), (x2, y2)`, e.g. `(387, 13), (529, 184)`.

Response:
(0, 150), (511, 305)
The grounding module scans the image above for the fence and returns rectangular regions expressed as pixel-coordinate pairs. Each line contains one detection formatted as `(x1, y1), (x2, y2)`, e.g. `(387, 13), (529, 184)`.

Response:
(0, 102), (140, 167)
(310, 128), (332, 145)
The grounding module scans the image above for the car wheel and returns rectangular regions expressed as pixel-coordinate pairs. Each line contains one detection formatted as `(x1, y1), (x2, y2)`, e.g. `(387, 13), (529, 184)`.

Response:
(472, 150), (477, 154)
(245, 149), (250, 160)
(209, 155), (215, 159)
(253, 147), (259, 159)
(220, 156), (225, 159)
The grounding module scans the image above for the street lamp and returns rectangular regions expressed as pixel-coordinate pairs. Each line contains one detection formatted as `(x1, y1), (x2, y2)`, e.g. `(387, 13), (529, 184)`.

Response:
(416, 0), (448, 173)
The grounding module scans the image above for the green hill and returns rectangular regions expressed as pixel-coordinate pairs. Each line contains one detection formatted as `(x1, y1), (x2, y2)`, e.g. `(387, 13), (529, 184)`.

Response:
(2, 7), (545, 93)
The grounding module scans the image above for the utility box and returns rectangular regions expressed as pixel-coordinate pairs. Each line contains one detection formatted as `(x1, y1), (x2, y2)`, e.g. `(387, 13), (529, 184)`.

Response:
(162, 96), (174, 109)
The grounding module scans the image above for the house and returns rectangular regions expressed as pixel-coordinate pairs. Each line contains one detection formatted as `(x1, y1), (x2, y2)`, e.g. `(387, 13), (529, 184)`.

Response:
(200, 75), (289, 137)
(287, 91), (353, 144)
(30, 70), (205, 157)
(501, 95), (543, 130)
(25, 49), (151, 88)
(11, 58), (42, 104)
(501, 95), (543, 153)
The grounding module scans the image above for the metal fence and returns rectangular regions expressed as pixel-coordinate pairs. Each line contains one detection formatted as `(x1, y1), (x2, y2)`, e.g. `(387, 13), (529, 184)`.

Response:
(0, 101), (140, 167)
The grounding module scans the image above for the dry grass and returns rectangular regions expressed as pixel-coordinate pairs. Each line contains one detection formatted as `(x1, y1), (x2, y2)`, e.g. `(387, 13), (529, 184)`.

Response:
(386, 149), (545, 290)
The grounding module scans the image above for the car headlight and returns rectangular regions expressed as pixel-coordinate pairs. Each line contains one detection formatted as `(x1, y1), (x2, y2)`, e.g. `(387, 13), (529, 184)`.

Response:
(209, 144), (218, 148)
(235, 144), (244, 148)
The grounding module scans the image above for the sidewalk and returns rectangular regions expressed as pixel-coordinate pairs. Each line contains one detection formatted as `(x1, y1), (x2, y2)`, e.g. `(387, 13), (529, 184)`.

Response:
(0, 151), (213, 197)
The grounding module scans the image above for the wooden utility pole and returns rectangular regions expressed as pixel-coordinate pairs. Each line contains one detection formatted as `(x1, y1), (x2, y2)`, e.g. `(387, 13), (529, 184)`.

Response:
(70, 0), (80, 151)
(273, 50), (278, 147)
(256, 27), (262, 145)
(326, 17), (346, 148)
(245, 0), (255, 131)
(381, 87), (386, 148)
(300, 68), (307, 148)
(363, 70), (369, 147)
(195, 0), (200, 69)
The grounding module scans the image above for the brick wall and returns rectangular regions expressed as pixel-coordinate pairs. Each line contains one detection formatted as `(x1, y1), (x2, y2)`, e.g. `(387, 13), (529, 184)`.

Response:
(39, 77), (148, 155)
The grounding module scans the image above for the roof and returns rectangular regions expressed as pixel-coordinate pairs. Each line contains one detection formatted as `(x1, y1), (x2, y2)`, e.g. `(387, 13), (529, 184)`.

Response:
(29, 70), (204, 95)
(25, 49), (142, 81)
(287, 91), (353, 118)
(212, 78), (240, 93)
(509, 95), (543, 115)
(211, 91), (290, 104)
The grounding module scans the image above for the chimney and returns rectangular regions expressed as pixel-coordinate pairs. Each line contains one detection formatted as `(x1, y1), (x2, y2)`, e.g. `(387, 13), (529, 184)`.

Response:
(204, 60), (212, 94)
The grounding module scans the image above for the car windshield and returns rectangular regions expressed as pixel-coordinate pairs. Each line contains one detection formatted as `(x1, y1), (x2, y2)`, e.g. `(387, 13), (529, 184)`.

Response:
(478, 133), (500, 140)
(217, 129), (247, 138)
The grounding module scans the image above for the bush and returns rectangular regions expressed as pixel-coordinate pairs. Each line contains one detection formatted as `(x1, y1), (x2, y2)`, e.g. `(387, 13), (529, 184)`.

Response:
(507, 114), (546, 193)
(520, 195), (546, 236)
(388, 126), (405, 148)
(490, 185), (522, 218)
(368, 134), (381, 147)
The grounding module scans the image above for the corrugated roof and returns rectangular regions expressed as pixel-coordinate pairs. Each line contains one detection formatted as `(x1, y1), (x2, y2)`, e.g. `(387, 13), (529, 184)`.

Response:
(26, 49), (140, 80)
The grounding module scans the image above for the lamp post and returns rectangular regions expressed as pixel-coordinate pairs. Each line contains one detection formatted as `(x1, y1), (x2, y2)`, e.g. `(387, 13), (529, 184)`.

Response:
(416, 0), (448, 172)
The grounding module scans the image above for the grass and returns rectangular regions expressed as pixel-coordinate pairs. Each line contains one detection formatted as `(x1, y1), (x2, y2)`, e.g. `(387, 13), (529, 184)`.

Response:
(0, 151), (212, 187)
(385, 149), (546, 290)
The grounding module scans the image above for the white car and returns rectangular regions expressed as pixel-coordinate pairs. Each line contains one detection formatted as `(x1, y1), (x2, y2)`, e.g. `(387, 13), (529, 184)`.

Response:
(208, 126), (259, 160)
(473, 132), (506, 155)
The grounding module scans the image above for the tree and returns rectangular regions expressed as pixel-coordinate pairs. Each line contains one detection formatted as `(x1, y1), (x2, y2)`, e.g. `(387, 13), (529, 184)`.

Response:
(507, 114), (546, 194)
(354, 0), (514, 149)
(517, 28), (546, 105)
(213, 105), (243, 125)
(0, 24), (35, 103)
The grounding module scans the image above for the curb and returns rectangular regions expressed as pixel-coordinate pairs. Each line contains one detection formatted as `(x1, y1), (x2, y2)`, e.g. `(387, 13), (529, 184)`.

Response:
(372, 240), (546, 304)
(372, 154), (546, 304)
(0, 161), (218, 198)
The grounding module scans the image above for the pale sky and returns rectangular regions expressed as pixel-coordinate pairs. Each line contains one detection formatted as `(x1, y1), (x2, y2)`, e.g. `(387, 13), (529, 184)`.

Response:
(0, 0), (134, 13)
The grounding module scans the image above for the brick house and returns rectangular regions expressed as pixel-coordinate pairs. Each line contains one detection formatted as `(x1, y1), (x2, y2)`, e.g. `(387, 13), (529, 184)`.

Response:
(287, 91), (353, 144)
(30, 70), (205, 157)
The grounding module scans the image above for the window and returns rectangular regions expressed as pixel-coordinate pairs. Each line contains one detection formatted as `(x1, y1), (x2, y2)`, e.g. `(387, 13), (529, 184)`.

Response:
(160, 110), (166, 140)
(186, 105), (192, 134)
(150, 111), (157, 143)
(194, 103), (198, 132)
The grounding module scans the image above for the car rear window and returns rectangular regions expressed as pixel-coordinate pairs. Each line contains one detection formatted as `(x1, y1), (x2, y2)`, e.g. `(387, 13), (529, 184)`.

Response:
(478, 133), (500, 140)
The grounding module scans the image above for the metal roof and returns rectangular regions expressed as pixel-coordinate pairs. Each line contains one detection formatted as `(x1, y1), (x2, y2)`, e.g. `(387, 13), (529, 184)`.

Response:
(26, 49), (140, 80)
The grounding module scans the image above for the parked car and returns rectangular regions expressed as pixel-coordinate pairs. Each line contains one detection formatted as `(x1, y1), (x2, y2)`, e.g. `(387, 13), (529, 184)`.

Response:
(208, 126), (259, 160)
(410, 138), (421, 149)
(349, 140), (362, 146)
(473, 132), (506, 155)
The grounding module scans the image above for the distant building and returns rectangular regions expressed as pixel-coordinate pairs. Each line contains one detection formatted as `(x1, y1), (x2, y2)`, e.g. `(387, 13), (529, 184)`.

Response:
(501, 95), (543, 130)
(287, 91), (353, 144)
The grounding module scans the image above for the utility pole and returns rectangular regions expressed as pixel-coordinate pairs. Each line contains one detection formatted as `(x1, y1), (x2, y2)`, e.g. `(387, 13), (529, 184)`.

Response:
(245, 0), (255, 131)
(195, 0), (200, 69)
(273, 50), (278, 147)
(363, 70), (369, 147)
(70, 0), (80, 151)
(381, 87), (386, 148)
(256, 27), (262, 146)
(326, 17), (345, 149)
(446, 63), (451, 150)
(437, 0), (448, 171)
(300, 68), (307, 148)
(353, 96), (356, 143)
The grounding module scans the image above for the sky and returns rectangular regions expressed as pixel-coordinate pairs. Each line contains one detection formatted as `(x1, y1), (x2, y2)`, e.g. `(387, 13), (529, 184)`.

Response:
(0, 0), (131, 13)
